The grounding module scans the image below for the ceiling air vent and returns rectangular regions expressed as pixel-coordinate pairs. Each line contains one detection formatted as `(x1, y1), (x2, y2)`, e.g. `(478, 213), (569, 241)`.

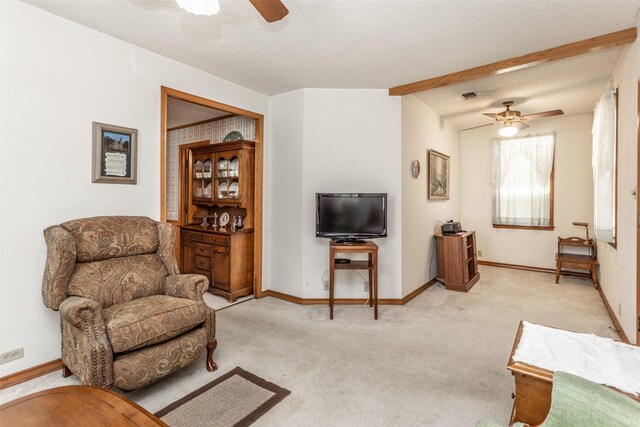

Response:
(461, 91), (477, 100)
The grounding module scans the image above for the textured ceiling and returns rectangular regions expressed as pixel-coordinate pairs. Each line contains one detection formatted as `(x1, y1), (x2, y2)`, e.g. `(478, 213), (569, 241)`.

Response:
(167, 97), (228, 129)
(24, 0), (640, 96)
(414, 47), (625, 131)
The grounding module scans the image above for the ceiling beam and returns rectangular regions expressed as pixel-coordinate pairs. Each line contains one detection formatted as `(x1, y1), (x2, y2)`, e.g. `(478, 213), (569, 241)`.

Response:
(388, 27), (637, 96)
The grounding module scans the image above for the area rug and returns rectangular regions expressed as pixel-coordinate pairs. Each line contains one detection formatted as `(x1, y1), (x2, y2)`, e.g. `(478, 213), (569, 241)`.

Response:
(155, 367), (290, 427)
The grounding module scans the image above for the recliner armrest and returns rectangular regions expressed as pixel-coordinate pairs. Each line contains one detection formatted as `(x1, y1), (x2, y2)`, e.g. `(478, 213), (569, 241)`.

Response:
(59, 296), (104, 328)
(165, 274), (208, 302)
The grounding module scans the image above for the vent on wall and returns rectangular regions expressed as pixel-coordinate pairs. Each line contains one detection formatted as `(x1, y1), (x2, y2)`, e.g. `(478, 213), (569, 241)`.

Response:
(461, 91), (477, 100)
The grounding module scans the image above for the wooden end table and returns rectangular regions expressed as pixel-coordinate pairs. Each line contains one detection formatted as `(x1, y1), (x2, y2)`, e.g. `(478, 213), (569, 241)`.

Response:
(0, 385), (167, 426)
(329, 240), (378, 320)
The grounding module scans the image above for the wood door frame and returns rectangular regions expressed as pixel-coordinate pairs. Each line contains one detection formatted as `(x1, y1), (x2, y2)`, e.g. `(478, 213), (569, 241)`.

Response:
(160, 86), (265, 299)
(637, 79), (639, 344)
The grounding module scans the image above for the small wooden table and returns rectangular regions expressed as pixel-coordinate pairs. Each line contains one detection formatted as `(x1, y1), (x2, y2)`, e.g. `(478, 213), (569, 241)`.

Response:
(0, 385), (167, 426)
(329, 240), (378, 320)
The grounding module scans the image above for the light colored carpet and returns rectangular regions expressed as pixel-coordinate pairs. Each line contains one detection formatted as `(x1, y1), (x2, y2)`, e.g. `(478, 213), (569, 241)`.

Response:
(157, 367), (289, 427)
(204, 293), (253, 311)
(1, 266), (619, 426)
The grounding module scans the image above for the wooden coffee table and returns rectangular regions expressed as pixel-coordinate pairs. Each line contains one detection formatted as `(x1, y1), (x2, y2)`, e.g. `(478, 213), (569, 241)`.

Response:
(0, 385), (166, 426)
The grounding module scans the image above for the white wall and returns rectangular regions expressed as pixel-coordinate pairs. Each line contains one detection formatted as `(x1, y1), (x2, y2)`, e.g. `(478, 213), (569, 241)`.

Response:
(0, 1), (269, 375)
(460, 114), (594, 269)
(401, 95), (460, 296)
(268, 89), (402, 299)
(267, 90), (305, 295)
(598, 26), (640, 343)
(301, 89), (402, 299)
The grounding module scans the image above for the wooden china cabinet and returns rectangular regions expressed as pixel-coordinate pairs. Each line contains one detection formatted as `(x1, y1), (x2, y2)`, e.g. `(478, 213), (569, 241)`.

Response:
(179, 140), (255, 302)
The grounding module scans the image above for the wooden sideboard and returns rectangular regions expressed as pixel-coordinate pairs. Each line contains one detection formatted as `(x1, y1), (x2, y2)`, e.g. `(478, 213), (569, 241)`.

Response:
(181, 226), (253, 302)
(178, 140), (256, 302)
(435, 231), (479, 292)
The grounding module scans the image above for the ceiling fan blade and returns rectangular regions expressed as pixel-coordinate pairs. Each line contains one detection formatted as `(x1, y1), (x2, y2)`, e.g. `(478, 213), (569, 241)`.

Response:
(463, 122), (498, 131)
(483, 113), (502, 120)
(521, 109), (564, 121)
(514, 122), (530, 130)
(249, 0), (289, 22)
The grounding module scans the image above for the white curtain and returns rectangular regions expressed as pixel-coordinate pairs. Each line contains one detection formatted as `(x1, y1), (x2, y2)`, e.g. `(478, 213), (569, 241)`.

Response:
(592, 88), (616, 242)
(492, 133), (555, 227)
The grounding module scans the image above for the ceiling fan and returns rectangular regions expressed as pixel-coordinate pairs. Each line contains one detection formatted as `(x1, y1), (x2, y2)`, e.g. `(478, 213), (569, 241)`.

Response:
(176, 0), (288, 22)
(466, 101), (564, 137)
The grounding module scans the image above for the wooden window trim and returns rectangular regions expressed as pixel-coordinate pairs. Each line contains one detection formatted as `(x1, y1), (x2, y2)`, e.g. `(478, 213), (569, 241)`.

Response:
(492, 224), (556, 231)
(608, 88), (619, 249)
(493, 151), (555, 231)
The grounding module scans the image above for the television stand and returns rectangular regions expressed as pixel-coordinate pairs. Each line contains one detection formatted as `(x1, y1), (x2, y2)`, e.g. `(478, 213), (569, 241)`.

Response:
(332, 238), (366, 245)
(329, 240), (378, 320)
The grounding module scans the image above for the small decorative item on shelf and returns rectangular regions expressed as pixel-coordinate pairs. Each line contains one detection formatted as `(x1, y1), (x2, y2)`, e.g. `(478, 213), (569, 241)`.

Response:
(219, 212), (230, 229)
(234, 215), (243, 230)
(195, 215), (212, 228)
(223, 131), (243, 142)
(211, 212), (218, 229)
(203, 183), (212, 198)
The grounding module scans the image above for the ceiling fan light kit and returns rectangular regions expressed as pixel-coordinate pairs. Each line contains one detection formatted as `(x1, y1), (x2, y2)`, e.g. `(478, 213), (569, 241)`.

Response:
(465, 101), (564, 135)
(176, 0), (220, 16)
(499, 124), (518, 138)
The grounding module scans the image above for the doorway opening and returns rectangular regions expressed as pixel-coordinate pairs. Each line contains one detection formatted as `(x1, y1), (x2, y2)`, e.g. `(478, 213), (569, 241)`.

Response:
(160, 87), (264, 305)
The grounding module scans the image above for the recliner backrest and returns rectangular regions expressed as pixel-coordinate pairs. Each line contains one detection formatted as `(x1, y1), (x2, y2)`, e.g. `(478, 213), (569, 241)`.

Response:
(42, 216), (178, 310)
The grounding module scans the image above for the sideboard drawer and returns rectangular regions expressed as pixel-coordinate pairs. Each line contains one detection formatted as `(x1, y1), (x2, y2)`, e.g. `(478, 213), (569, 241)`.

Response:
(194, 255), (212, 270)
(202, 234), (230, 246)
(183, 231), (204, 241)
(194, 243), (212, 256)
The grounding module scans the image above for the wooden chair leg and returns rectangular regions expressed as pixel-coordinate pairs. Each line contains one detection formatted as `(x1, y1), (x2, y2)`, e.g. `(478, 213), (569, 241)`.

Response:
(62, 364), (72, 378)
(591, 268), (599, 290)
(206, 339), (218, 372)
(555, 263), (561, 284)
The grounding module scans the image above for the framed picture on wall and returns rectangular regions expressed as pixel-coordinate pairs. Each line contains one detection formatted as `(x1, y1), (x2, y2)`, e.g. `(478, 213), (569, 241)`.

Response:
(428, 149), (449, 200)
(92, 122), (138, 184)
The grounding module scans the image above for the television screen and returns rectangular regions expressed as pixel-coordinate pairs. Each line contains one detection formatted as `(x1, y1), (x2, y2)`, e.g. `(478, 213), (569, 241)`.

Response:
(316, 193), (387, 240)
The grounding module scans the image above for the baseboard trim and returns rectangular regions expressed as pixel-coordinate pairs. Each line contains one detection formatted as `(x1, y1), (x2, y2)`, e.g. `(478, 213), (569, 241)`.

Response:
(477, 260), (556, 274)
(262, 279), (437, 307)
(402, 278), (438, 303)
(0, 358), (62, 390)
(598, 287), (630, 344)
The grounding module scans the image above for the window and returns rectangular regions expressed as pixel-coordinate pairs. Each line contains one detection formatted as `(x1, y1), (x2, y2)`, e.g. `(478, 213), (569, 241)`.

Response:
(592, 88), (617, 245)
(491, 133), (555, 229)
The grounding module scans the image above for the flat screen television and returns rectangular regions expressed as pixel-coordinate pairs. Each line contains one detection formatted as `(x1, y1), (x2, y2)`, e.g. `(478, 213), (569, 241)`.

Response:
(316, 193), (387, 242)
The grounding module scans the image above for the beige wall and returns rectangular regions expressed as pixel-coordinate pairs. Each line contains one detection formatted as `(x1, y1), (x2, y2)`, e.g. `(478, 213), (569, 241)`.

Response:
(460, 114), (594, 269)
(598, 25), (640, 343)
(401, 95), (460, 296)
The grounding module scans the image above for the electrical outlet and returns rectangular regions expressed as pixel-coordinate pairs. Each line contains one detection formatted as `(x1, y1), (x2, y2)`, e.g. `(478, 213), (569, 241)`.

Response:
(0, 348), (23, 365)
(364, 281), (369, 292)
(478, 250), (483, 257)
(323, 280), (329, 291)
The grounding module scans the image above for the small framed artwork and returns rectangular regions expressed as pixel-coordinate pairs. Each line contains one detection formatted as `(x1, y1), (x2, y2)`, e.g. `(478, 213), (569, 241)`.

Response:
(428, 149), (449, 200)
(92, 122), (137, 184)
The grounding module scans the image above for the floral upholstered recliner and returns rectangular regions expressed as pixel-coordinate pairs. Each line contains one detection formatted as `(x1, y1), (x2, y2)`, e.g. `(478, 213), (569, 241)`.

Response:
(42, 216), (217, 390)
